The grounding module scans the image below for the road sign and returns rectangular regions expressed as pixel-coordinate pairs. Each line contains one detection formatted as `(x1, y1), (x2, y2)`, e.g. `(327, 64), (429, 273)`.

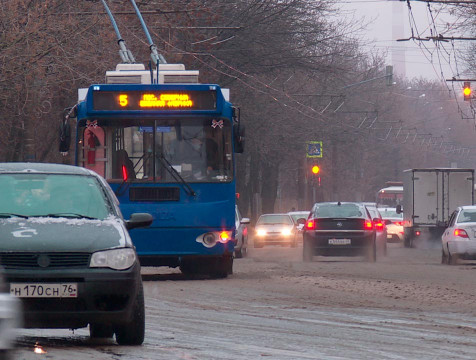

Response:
(306, 141), (323, 158)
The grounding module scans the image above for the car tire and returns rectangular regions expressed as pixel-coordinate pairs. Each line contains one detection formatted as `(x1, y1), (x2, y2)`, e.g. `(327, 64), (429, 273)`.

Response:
(115, 282), (145, 346)
(303, 238), (313, 262)
(448, 252), (458, 265)
(290, 237), (297, 248)
(90, 323), (114, 339)
(383, 240), (387, 257)
(441, 249), (449, 264)
(365, 240), (376, 262)
(234, 248), (243, 258)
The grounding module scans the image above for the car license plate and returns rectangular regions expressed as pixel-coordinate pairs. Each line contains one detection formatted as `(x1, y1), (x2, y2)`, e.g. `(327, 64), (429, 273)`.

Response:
(10, 283), (78, 298)
(328, 238), (351, 245)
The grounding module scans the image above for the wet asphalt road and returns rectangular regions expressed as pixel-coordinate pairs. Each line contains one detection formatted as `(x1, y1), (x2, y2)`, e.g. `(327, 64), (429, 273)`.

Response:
(12, 242), (476, 359)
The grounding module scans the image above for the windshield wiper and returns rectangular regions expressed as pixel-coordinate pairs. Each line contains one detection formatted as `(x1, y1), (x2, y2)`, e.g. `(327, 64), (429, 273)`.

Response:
(0, 213), (29, 219)
(157, 155), (196, 197)
(42, 213), (98, 220)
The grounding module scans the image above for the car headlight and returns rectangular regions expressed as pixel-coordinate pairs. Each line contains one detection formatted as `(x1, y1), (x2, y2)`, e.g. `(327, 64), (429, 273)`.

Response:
(281, 228), (292, 236)
(256, 229), (267, 236)
(90, 248), (137, 270)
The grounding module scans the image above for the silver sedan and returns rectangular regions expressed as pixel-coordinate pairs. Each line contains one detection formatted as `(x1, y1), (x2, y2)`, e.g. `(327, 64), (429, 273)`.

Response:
(441, 205), (476, 265)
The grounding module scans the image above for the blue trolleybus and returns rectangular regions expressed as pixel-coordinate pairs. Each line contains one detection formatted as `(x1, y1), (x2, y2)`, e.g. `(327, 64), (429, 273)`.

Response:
(62, 82), (243, 278)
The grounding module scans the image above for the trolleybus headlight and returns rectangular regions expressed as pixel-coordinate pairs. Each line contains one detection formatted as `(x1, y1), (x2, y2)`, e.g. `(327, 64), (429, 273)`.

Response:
(90, 248), (136, 270)
(202, 233), (217, 247)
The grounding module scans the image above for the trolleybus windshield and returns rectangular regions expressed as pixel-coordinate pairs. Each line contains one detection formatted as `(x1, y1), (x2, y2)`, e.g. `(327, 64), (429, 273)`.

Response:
(78, 117), (233, 183)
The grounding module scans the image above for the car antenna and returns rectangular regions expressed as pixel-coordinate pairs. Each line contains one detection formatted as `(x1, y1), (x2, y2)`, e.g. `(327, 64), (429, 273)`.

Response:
(129, 0), (167, 80)
(99, 0), (136, 64)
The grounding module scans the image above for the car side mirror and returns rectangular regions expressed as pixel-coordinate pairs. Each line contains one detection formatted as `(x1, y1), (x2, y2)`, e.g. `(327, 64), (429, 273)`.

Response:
(396, 204), (402, 214)
(126, 213), (153, 230)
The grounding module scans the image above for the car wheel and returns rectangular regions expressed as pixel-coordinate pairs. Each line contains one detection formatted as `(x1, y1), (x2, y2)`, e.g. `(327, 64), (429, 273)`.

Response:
(115, 282), (145, 346)
(0, 350), (12, 360)
(90, 323), (114, 339)
(234, 248), (243, 258)
(441, 249), (449, 264)
(303, 238), (313, 262)
(290, 237), (297, 248)
(448, 252), (458, 265)
(383, 240), (387, 257)
(365, 241), (376, 262)
(241, 244), (247, 257)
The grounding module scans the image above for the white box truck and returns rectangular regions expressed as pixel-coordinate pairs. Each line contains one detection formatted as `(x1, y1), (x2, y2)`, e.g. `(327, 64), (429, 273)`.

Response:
(401, 168), (474, 247)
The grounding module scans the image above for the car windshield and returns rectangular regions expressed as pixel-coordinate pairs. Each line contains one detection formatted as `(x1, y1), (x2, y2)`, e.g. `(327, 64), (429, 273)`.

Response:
(313, 203), (364, 218)
(379, 209), (403, 219)
(0, 174), (111, 219)
(257, 215), (293, 225)
(457, 209), (476, 223)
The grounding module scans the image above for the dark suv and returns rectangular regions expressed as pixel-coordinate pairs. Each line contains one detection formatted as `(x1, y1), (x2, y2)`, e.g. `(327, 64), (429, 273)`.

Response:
(303, 202), (376, 262)
(0, 163), (152, 345)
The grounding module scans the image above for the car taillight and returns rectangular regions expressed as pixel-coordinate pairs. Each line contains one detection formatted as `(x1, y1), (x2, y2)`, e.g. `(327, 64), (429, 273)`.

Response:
(394, 221), (403, 226)
(122, 165), (128, 181)
(364, 220), (373, 230)
(454, 229), (469, 238)
(305, 219), (316, 230)
(375, 221), (384, 231)
(243, 227), (248, 236)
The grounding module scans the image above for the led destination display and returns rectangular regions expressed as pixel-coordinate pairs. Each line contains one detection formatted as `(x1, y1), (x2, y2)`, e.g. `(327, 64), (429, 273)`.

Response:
(92, 90), (217, 111)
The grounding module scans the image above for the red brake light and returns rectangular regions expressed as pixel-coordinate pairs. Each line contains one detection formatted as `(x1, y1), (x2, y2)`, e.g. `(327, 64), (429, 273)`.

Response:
(305, 219), (316, 230)
(394, 221), (403, 226)
(243, 227), (248, 236)
(375, 221), (384, 231)
(122, 165), (128, 181)
(364, 220), (373, 230)
(454, 229), (469, 238)
(415, 230), (421, 236)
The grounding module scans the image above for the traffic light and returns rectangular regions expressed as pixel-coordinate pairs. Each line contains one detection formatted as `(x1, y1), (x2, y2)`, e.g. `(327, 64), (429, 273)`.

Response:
(463, 81), (471, 101)
(311, 164), (320, 175)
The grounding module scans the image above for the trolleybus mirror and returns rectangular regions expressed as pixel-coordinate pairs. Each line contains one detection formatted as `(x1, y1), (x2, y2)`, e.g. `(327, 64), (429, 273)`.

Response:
(233, 123), (245, 153)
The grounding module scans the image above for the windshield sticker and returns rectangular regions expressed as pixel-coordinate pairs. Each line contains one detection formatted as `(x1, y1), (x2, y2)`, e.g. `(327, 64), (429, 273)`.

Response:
(211, 119), (223, 129)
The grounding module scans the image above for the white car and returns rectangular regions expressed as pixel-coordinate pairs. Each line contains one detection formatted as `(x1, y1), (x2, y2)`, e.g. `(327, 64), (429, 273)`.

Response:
(442, 206), (476, 265)
(379, 207), (404, 243)
(288, 211), (310, 232)
(234, 206), (250, 258)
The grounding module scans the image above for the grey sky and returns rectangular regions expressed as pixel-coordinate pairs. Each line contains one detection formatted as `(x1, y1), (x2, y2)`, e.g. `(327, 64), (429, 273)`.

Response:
(339, 0), (464, 81)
